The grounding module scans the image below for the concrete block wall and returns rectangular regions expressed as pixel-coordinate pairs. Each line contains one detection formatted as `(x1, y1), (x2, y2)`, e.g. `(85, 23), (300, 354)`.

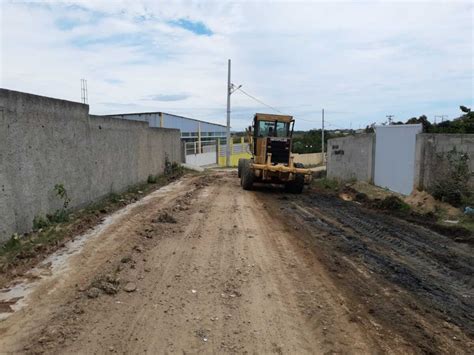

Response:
(414, 133), (474, 191)
(0, 89), (181, 242)
(293, 152), (324, 166)
(327, 134), (375, 182)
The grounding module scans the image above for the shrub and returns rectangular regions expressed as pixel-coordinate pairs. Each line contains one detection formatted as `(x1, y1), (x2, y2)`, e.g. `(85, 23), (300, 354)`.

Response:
(33, 215), (50, 230)
(164, 155), (184, 177)
(54, 184), (71, 209)
(108, 192), (121, 203)
(47, 209), (69, 223)
(313, 178), (340, 191)
(374, 196), (411, 212)
(431, 148), (471, 207)
(147, 174), (158, 184)
(1, 234), (21, 252)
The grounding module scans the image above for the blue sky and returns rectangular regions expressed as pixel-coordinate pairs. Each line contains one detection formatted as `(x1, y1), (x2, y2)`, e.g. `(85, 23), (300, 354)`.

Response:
(1, 1), (472, 130)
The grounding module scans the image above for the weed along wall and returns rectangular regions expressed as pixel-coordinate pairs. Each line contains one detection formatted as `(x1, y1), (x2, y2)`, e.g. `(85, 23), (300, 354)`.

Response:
(414, 133), (474, 192)
(0, 89), (181, 243)
(327, 131), (474, 198)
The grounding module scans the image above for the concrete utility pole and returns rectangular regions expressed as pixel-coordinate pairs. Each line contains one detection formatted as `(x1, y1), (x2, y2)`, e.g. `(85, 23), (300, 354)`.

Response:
(434, 115), (448, 123)
(386, 115), (394, 125)
(80, 79), (88, 104)
(321, 108), (325, 164)
(226, 59), (231, 167)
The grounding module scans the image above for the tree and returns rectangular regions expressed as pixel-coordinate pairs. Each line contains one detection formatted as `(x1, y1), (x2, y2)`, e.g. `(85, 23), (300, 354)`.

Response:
(292, 129), (345, 154)
(427, 106), (473, 134)
(405, 115), (432, 132)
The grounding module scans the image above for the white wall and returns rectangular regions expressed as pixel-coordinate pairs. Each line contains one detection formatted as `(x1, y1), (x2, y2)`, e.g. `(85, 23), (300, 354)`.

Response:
(374, 124), (422, 195)
(185, 152), (216, 166)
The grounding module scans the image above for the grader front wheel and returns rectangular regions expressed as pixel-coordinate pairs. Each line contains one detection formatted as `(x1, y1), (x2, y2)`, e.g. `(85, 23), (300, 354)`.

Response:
(285, 163), (305, 194)
(285, 174), (304, 194)
(238, 158), (245, 178)
(240, 160), (254, 190)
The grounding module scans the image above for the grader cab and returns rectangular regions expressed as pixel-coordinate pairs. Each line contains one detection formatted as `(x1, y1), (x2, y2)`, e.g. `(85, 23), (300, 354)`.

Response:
(238, 113), (312, 193)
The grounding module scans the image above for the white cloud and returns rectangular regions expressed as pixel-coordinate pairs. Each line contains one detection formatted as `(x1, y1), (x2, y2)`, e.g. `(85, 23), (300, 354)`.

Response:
(0, 0), (472, 130)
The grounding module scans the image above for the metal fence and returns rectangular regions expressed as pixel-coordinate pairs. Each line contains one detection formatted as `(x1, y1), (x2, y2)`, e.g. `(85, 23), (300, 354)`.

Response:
(185, 140), (216, 155)
(218, 142), (251, 157)
(184, 141), (217, 166)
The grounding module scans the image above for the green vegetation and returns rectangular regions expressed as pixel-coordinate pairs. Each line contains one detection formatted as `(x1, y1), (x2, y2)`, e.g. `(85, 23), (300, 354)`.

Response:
(459, 215), (474, 233)
(1, 162), (187, 274)
(164, 155), (184, 176)
(366, 106), (474, 134)
(312, 178), (340, 191)
(292, 129), (346, 154)
(431, 147), (471, 207)
(147, 174), (158, 184)
(32, 184), (72, 231)
(373, 196), (411, 212)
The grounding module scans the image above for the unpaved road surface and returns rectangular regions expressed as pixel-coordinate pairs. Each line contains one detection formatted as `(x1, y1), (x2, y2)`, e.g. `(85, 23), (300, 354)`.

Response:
(0, 171), (472, 354)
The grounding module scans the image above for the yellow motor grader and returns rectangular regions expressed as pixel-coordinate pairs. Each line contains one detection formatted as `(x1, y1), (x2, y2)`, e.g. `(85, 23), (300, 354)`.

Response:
(238, 113), (312, 193)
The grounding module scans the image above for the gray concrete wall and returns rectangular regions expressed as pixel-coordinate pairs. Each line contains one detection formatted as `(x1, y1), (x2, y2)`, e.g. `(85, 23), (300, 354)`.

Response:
(414, 133), (474, 191)
(0, 89), (181, 242)
(327, 134), (375, 182)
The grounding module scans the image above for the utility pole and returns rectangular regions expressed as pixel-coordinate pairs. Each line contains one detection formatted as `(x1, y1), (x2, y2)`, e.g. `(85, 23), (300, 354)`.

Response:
(80, 79), (88, 104)
(226, 59), (231, 167)
(386, 114), (394, 125)
(434, 115), (448, 123)
(321, 108), (325, 164)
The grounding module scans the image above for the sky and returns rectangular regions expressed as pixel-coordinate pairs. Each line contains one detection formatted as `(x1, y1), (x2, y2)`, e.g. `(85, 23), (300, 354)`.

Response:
(1, 0), (473, 131)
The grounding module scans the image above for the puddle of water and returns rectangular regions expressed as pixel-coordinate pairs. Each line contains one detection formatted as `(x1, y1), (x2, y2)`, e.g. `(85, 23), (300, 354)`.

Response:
(0, 180), (184, 321)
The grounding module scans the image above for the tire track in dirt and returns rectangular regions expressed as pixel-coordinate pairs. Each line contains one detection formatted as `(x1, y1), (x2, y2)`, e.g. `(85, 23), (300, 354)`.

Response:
(268, 189), (473, 354)
(3, 171), (465, 354)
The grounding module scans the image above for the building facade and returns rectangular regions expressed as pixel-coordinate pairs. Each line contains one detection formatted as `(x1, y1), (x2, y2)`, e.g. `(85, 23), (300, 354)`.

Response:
(105, 112), (226, 143)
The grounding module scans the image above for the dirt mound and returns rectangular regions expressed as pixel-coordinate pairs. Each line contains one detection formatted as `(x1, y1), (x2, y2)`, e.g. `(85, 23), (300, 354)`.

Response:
(404, 190), (461, 218)
(404, 190), (436, 212)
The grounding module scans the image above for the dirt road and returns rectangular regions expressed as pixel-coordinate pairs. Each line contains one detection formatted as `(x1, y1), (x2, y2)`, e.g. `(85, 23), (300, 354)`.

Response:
(0, 171), (472, 354)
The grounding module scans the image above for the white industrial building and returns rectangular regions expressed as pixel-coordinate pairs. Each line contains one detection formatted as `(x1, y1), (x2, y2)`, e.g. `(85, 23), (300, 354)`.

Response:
(105, 112), (226, 143)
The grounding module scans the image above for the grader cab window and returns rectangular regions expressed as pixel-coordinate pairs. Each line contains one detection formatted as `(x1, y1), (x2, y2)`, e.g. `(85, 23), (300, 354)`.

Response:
(275, 121), (290, 137)
(257, 121), (289, 137)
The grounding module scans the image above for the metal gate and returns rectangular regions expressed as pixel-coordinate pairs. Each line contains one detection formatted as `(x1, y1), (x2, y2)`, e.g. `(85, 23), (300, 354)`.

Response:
(184, 141), (217, 167)
(374, 124), (422, 195)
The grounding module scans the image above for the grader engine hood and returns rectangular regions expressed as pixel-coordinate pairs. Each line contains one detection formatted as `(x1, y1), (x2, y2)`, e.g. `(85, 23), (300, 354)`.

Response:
(267, 137), (290, 164)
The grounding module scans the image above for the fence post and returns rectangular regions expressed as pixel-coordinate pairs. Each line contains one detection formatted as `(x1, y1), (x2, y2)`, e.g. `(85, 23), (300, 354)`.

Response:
(198, 122), (202, 153)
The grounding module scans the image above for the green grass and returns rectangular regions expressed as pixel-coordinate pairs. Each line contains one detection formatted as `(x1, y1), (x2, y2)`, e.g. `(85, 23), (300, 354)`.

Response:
(458, 215), (474, 233)
(0, 166), (187, 273)
(312, 178), (340, 191)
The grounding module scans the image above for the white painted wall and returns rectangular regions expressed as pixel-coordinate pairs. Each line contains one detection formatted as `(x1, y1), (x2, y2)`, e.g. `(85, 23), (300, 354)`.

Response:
(185, 152), (216, 166)
(374, 124), (422, 195)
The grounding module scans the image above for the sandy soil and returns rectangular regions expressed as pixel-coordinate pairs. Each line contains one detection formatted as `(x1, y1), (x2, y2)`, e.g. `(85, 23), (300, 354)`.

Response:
(0, 171), (471, 354)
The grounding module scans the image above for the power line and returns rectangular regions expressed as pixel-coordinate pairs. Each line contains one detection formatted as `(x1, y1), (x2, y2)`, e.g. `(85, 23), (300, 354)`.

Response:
(235, 87), (284, 114)
(233, 86), (353, 128)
